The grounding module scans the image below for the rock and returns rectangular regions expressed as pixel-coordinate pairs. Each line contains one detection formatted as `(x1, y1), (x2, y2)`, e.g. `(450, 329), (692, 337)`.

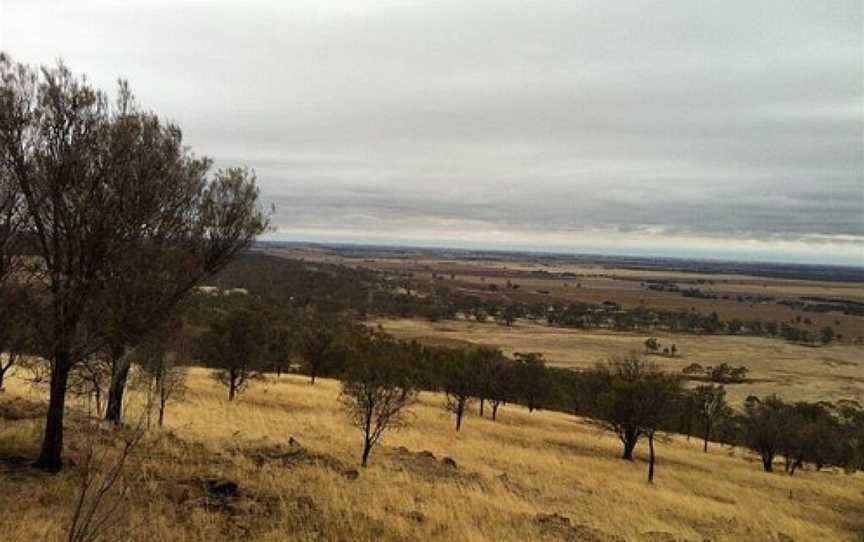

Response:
(404, 510), (426, 523)
(441, 457), (457, 469)
(203, 478), (239, 497)
(535, 513), (570, 527)
(342, 469), (360, 481)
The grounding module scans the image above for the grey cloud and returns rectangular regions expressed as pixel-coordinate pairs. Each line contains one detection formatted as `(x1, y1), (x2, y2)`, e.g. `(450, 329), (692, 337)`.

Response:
(2, 0), (862, 263)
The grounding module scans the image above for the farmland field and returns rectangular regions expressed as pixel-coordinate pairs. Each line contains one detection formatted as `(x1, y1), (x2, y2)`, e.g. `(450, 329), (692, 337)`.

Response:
(372, 318), (864, 404)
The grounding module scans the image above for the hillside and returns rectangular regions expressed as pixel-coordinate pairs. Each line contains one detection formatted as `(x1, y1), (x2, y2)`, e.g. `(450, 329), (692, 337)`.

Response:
(2, 370), (862, 542)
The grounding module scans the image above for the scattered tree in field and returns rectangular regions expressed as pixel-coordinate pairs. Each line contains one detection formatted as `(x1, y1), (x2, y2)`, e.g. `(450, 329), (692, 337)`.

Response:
(691, 385), (732, 452)
(779, 401), (840, 475)
(741, 395), (786, 472)
(438, 348), (477, 431)
(298, 308), (345, 384)
(198, 307), (270, 401)
(473, 347), (508, 417)
(514, 352), (548, 412)
(644, 337), (660, 354)
(340, 331), (418, 467)
(0, 55), (268, 471)
(582, 353), (681, 470)
(268, 318), (295, 377)
(487, 356), (516, 421)
(134, 323), (191, 428)
(67, 357), (112, 416)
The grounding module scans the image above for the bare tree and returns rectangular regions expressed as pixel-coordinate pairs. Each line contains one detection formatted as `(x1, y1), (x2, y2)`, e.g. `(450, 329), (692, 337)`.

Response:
(0, 55), (268, 471)
(133, 323), (191, 428)
(66, 416), (146, 542)
(340, 331), (418, 467)
(67, 357), (113, 417)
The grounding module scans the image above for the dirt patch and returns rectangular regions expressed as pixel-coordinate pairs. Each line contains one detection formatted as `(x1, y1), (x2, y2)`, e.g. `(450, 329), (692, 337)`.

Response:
(534, 513), (625, 542)
(239, 438), (348, 473)
(164, 475), (283, 538)
(387, 446), (485, 488)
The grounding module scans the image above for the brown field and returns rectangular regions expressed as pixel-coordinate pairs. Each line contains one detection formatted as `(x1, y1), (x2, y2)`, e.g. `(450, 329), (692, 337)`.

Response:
(270, 248), (864, 343)
(372, 318), (864, 404)
(2, 370), (864, 542)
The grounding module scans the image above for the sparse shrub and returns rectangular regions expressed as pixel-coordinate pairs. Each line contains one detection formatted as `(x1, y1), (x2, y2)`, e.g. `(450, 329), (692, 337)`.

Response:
(340, 331), (418, 467)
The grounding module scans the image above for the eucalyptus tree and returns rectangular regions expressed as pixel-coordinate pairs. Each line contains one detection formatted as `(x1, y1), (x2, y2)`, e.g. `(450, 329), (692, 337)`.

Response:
(0, 54), (268, 471)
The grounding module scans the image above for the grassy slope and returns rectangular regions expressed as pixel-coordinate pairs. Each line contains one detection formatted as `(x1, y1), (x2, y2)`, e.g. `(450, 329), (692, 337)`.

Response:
(2, 370), (863, 542)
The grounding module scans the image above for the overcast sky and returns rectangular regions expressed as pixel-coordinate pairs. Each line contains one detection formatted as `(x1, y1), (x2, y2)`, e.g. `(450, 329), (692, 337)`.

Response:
(2, 1), (862, 264)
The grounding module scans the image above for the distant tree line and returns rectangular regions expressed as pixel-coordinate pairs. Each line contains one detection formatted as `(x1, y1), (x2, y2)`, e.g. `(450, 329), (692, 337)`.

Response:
(209, 254), (843, 346)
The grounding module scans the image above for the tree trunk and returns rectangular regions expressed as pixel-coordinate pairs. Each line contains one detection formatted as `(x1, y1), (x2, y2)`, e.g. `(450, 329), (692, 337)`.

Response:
(105, 346), (130, 424)
(647, 431), (656, 483)
(34, 355), (72, 473)
(492, 402), (500, 421)
(455, 403), (464, 431)
(789, 459), (802, 476)
(158, 401), (166, 427)
(0, 366), (5, 391)
(621, 429), (638, 461)
(479, 398), (485, 417)
(762, 453), (774, 472)
(310, 372), (316, 385)
(228, 372), (237, 401)
(361, 439), (372, 467)
(703, 422), (710, 453)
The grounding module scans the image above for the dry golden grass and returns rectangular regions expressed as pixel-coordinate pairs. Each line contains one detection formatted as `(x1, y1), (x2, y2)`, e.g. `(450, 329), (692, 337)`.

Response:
(373, 318), (864, 404)
(2, 369), (863, 542)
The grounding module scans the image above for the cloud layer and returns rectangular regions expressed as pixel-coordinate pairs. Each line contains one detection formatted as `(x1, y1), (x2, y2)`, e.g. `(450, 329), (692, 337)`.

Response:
(3, 0), (862, 263)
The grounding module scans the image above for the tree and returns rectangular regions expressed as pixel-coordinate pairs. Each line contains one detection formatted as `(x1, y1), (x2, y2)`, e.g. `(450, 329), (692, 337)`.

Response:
(135, 322), (191, 428)
(198, 307), (269, 401)
(644, 337), (660, 354)
(583, 353), (680, 467)
(298, 307), (345, 384)
(638, 373), (681, 482)
(339, 331), (418, 467)
(692, 385), (732, 452)
(779, 401), (840, 475)
(0, 55), (268, 471)
(437, 348), (477, 431)
(487, 357), (516, 421)
(0, 286), (34, 391)
(473, 347), (507, 417)
(513, 352), (547, 412)
(741, 395), (787, 472)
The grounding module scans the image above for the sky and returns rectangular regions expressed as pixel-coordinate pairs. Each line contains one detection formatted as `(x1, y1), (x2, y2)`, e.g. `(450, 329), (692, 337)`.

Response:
(2, 0), (862, 265)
